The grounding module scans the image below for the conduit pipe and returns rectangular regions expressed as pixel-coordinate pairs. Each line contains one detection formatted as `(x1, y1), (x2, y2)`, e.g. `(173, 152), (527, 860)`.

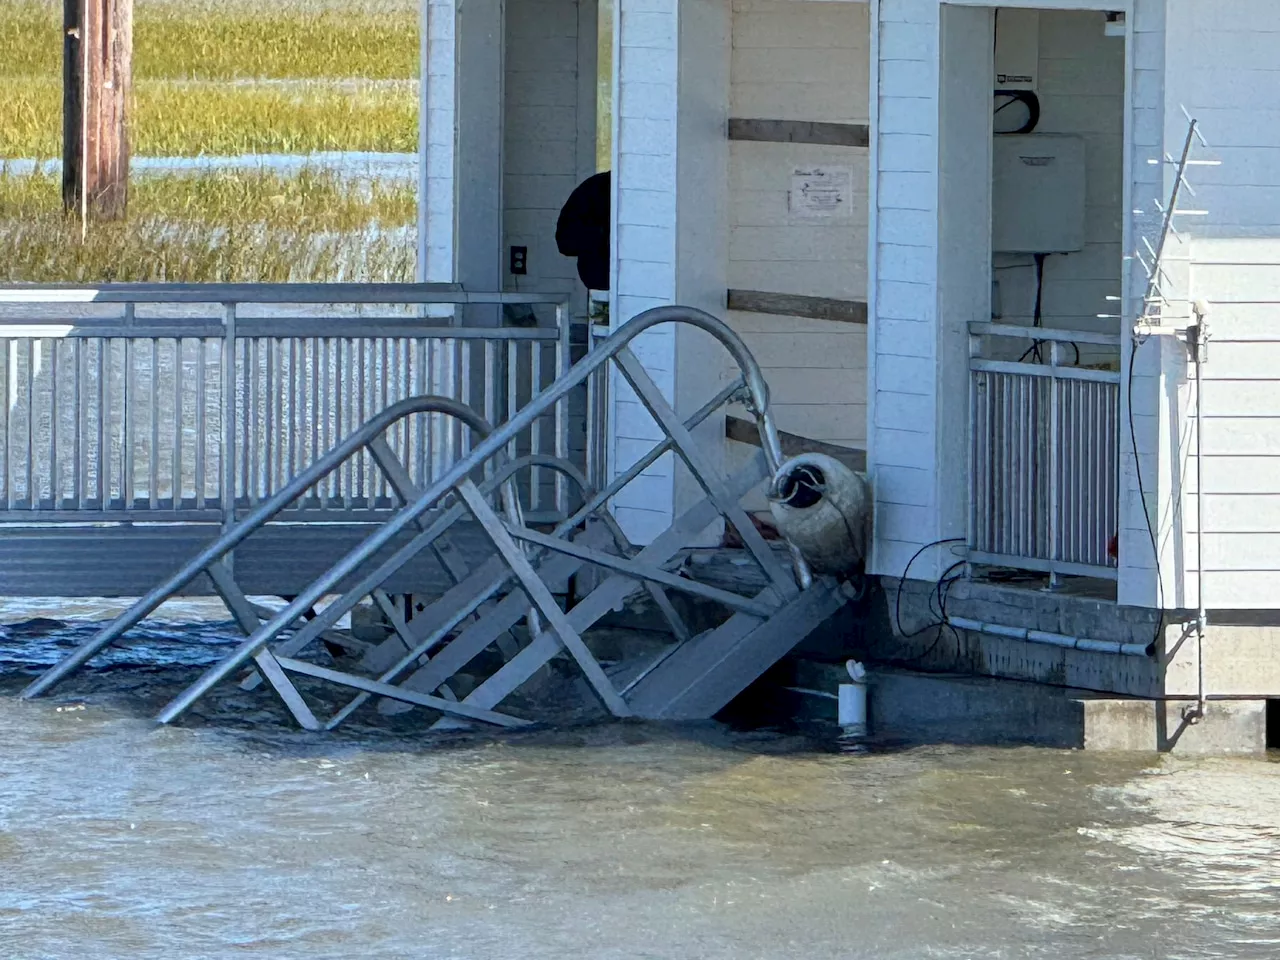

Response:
(946, 616), (1154, 658)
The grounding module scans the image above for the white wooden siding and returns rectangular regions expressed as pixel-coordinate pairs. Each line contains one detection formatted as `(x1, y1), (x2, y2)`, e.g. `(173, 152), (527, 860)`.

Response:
(503, 0), (593, 298)
(1134, 1), (1280, 608)
(727, 0), (870, 499)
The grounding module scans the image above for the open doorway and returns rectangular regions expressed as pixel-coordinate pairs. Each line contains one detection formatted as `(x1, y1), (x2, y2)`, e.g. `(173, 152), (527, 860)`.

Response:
(948, 6), (1127, 583)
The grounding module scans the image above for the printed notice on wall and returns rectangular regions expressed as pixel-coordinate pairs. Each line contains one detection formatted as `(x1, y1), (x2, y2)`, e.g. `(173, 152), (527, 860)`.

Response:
(789, 166), (853, 220)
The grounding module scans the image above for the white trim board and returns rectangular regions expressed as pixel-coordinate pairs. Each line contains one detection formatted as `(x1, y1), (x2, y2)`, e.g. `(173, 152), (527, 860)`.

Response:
(944, 0), (1128, 9)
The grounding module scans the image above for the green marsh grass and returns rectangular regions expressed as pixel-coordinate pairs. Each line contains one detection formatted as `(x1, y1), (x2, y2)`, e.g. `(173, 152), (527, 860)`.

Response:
(0, 167), (416, 282)
(1, 0), (419, 158)
(2, 0), (418, 81)
(4, 78), (418, 159)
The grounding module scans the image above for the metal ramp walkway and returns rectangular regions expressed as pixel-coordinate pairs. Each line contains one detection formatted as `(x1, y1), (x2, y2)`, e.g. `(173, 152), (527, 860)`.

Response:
(20, 306), (854, 729)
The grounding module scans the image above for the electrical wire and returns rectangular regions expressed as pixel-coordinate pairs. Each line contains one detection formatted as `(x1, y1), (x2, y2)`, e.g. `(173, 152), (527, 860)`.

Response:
(994, 89), (1041, 135)
(892, 538), (965, 640)
(1017, 253), (1081, 366)
(1126, 334), (1166, 654)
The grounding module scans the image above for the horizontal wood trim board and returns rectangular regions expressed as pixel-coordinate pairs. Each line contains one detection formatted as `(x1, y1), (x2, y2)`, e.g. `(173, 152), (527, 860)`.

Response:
(727, 289), (868, 324)
(728, 118), (870, 148)
(725, 415), (866, 472)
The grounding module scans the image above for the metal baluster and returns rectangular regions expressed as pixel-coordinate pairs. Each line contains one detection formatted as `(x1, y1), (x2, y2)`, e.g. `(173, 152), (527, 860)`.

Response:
(483, 339), (497, 482)
(414, 337), (427, 485)
(342, 337), (353, 510)
(19, 339), (31, 508)
(0, 339), (9, 511)
(173, 339), (183, 509)
(555, 302), (569, 516)
(48, 339), (58, 509)
(149, 338), (159, 511)
(447, 338), (459, 472)
(263, 338), (275, 500)
(357, 338), (368, 507)
(319, 337), (331, 504)
(307, 338), (319, 502)
(221, 304), (237, 538)
(288, 337), (298, 496)
(506, 338), (518, 474)
(195, 339), (207, 511)
(75, 339), (85, 509)
(98, 338), (108, 508)
(465, 335), (476, 460)
(530, 339), (542, 513)
(117, 336), (130, 511)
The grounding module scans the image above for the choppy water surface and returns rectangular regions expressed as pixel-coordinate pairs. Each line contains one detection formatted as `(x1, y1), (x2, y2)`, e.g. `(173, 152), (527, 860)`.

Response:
(1, 605), (1279, 959)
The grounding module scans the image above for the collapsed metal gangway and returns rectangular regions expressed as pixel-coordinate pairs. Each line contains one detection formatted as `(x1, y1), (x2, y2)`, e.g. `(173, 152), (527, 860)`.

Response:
(21, 306), (858, 729)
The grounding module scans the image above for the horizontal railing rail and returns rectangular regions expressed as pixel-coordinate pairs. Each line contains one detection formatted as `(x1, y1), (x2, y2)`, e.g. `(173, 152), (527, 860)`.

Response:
(0, 285), (576, 525)
(968, 321), (1121, 583)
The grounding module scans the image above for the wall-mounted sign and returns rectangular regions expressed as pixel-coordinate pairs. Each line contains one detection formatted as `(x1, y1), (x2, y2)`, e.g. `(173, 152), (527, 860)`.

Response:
(789, 166), (853, 221)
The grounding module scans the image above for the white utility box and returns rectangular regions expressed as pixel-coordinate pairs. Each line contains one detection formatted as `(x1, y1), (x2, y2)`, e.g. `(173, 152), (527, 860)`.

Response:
(992, 134), (1087, 254)
(994, 8), (1039, 90)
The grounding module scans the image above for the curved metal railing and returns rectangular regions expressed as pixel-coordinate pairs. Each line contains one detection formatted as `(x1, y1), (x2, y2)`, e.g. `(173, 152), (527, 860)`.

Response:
(24, 306), (808, 718)
(22, 396), (520, 698)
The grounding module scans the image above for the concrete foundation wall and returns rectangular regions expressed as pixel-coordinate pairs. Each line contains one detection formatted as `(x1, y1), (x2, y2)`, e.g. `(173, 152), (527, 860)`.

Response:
(777, 660), (1266, 754)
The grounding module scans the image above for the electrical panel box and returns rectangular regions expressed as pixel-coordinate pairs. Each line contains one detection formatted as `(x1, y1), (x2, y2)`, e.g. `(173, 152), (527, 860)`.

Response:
(992, 134), (1087, 254)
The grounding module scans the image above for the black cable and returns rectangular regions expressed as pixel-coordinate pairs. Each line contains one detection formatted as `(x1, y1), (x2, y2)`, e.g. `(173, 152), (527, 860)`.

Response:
(1017, 253), (1082, 366)
(994, 90), (1041, 135)
(1126, 336), (1166, 655)
(893, 538), (965, 640)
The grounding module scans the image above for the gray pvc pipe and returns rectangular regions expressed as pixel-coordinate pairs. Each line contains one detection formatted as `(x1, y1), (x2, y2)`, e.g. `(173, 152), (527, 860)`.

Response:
(946, 616), (1154, 658)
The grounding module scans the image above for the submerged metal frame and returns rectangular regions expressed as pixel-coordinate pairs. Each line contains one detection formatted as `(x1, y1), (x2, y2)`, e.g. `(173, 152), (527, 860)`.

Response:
(23, 306), (844, 730)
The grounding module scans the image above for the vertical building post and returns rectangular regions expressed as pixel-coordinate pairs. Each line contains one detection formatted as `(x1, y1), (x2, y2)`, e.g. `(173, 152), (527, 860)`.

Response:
(63, 0), (133, 220)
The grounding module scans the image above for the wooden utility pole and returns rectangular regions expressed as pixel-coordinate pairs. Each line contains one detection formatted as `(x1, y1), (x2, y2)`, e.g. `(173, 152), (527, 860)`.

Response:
(63, 0), (132, 220)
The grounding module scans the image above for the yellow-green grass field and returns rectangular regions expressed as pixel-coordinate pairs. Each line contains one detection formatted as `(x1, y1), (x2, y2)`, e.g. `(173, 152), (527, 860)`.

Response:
(1, 167), (416, 282)
(0, 0), (420, 281)
(1, 0), (419, 158)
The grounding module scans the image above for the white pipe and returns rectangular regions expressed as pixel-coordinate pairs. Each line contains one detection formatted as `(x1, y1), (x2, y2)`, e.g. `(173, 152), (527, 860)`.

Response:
(838, 660), (868, 738)
(946, 616), (1153, 658)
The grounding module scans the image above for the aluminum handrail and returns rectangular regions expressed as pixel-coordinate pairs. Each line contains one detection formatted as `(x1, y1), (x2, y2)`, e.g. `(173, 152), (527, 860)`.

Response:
(144, 305), (808, 721)
(21, 396), (515, 698)
(0, 285), (577, 524)
(318, 452), (694, 727)
(23, 306), (804, 712)
(0, 283), (571, 305)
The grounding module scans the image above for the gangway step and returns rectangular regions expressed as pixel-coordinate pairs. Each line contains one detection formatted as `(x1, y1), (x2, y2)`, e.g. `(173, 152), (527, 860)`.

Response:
(624, 577), (852, 720)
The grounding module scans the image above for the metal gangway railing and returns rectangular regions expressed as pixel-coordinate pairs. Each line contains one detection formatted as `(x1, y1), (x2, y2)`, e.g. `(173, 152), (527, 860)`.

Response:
(20, 306), (855, 730)
(0, 283), (605, 599)
(968, 321), (1122, 584)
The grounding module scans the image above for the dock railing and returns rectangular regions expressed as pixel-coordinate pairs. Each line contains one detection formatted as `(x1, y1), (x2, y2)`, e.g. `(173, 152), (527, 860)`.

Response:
(968, 321), (1121, 583)
(0, 283), (579, 526)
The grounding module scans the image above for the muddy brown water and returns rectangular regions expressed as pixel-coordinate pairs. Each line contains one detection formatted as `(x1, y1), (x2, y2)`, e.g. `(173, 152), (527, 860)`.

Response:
(1, 602), (1279, 959)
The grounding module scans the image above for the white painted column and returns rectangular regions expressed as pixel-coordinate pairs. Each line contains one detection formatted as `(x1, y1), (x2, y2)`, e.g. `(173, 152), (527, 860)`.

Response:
(458, 0), (505, 323)
(1117, 0), (1168, 608)
(418, 0), (458, 287)
(609, 0), (732, 545)
(867, 0), (947, 580)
